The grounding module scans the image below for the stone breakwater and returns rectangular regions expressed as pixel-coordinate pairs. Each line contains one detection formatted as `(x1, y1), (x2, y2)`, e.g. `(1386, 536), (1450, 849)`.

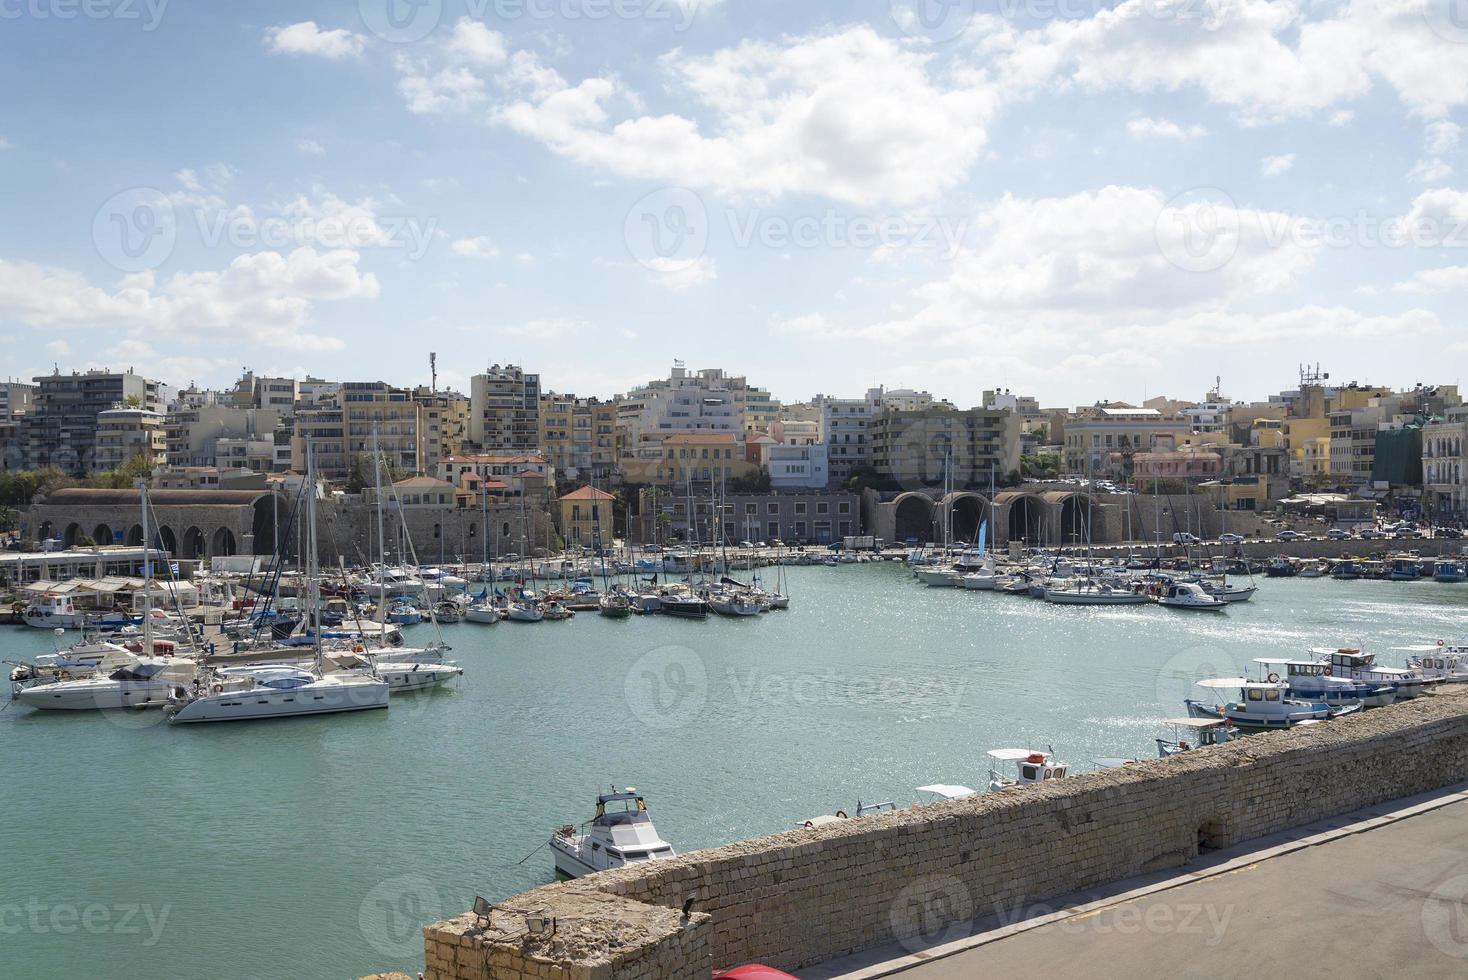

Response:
(416, 688), (1468, 979)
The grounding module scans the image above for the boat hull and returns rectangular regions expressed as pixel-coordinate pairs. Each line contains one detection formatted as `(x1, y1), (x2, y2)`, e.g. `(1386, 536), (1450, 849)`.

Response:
(167, 680), (389, 723)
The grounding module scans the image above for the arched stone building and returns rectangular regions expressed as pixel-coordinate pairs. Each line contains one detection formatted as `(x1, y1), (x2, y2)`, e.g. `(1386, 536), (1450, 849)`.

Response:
(28, 488), (281, 558)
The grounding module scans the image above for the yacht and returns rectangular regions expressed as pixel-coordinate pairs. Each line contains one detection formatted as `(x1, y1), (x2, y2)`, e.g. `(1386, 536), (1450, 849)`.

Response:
(1044, 580), (1148, 605)
(463, 596), (501, 624)
(506, 596), (545, 622)
(1186, 678), (1355, 730)
(597, 589), (633, 619)
(914, 567), (962, 587)
(986, 748), (1068, 791)
(550, 788), (677, 878)
(1155, 581), (1227, 610)
(167, 665), (390, 723)
(659, 591), (709, 619)
(1252, 658), (1395, 708)
(14, 656), (198, 711)
(707, 590), (761, 617)
(215, 656), (462, 694)
(1312, 647), (1429, 700)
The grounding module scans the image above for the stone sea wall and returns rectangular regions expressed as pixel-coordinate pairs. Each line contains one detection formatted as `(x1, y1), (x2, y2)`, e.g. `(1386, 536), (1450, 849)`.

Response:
(419, 688), (1468, 979)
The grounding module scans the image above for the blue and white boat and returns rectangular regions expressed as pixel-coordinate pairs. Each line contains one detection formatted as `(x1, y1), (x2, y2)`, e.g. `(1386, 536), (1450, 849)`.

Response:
(1186, 678), (1358, 730)
(1311, 647), (1430, 700)
(1389, 557), (1422, 581)
(1398, 644), (1468, 683)
(1253, 658), (1395, 708)
(1433, 561), (1467, 583)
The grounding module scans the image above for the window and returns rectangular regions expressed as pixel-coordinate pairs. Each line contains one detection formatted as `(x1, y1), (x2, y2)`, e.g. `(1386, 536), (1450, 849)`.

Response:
(817, 502), (828, 514)
(794, 502), (807, 515)
(767, 503), (778, 514)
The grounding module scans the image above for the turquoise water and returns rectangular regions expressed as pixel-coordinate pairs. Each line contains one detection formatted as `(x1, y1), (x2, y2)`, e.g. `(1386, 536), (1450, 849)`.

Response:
(4, 564), (1466, 978)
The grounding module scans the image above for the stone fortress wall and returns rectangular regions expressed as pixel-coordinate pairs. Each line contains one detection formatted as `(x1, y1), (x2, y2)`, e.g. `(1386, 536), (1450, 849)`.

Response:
(417, 688), (1468, 979)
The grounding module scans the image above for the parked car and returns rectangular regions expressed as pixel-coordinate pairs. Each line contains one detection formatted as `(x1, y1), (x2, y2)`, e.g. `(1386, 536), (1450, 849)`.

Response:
(1277, 530), (1306, 541)
(1326, 528), (1351, 540)
(1172, 532), (1199, 544)
(1219, 533), (1243, 544)
(1359, 528), (1382, 540)
(1439, 527), (1463, 539)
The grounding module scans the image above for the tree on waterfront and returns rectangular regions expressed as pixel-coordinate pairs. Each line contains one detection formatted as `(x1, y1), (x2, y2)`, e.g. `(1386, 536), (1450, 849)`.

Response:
(90, 454), (156, 489)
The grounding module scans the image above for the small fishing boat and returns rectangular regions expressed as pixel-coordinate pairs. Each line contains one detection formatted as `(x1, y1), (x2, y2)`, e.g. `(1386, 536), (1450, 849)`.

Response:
(541, 600), (575, 621)
(1155, 717), (1232, 757)
(1185, 678), (1356, 730)
(550, 788), (676, 878)
(1433, 561), (1467, 583)
(986, 748), (1068, 791)
(22, 593), (88, 629)
(1399, 644), (1468, 683)
(1298, 559), (1326, 578)
(1265, 557), (1298, 578)
(1389, 557), (1423, 581)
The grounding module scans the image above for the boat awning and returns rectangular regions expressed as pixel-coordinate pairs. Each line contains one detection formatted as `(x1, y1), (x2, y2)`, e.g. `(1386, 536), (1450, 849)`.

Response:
(1160, 717), (1230, 729)
(986, 748), (1044, 760)
(916, 784), (976, 799)
(1196, 677), (1254, 688)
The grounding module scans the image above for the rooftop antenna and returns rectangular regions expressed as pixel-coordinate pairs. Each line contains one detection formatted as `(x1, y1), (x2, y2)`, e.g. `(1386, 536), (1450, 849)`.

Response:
(429, 352), (437, 393)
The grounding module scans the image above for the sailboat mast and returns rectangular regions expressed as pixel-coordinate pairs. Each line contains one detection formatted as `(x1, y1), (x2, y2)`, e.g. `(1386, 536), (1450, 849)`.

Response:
(306, 439), (322, 664)
(373, 428), (387, 622)
(138, 478), (153, 652)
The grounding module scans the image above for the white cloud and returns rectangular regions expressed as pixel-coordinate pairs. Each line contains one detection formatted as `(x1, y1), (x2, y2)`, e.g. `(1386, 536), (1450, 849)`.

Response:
(445, 19), (508, 66)
(1404, 188), (1468, 228)
(1409, 158), (1453, 184)
(44, 339), (70, 356)
(451, 236), (500, 259)
(1393, 266), (1468, 293)
(0, 247), (375, 349)
(265, 22), (366, 60)
(1260, 153), (1296, 177)
(504, 317), (594, 339)
(1126, 116), (1207, 140)
(296, 139), (326, 156)
(645, 255), (716, 290)
(0, 137), (11, 150)
(402, 26), (1000, 207)
(1426, 121), (1462, 155)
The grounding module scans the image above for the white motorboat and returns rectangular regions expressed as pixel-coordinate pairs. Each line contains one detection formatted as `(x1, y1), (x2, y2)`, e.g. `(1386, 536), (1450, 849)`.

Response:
(986, 748), (1069, 791)
(1155, 581), (1227, 610)
(167, 666), (390, 723)
(1312, 647), (1429, 700)
(14, 656), (198, 711)
(1185, 678), (1355, 729)
(550, 788), (676, 878)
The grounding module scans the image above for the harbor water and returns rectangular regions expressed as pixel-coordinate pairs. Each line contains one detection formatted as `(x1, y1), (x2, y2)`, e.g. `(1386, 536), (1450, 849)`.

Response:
(4, 563), (1466, 978)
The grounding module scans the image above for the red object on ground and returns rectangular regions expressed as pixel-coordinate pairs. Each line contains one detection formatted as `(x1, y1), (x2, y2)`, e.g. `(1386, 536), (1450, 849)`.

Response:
(714, 967), (799, 980)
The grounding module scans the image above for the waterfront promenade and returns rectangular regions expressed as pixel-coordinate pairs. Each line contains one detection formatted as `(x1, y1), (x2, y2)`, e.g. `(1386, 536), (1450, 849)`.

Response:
(813, 789), (1468, 980)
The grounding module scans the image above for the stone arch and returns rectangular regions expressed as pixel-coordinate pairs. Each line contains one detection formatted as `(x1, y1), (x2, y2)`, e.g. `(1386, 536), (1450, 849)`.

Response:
(1001, 494), (1044, 546)
(125, 524), (144, 546)
(251, 495), (278, 557)
(63, 522), (81, 547)
(893, 492), (936, 544)
(211, 527), (237, 557)
(181, 526), (206, 560)
(1056, 493), (1096, 546)
(156, 525), (177, 555)
(92, 523), (114, 546)
(943, 492), (990, 544)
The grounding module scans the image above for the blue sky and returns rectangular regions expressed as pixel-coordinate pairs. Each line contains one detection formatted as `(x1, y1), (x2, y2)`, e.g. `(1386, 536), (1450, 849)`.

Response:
(1, 0), (1466, 407)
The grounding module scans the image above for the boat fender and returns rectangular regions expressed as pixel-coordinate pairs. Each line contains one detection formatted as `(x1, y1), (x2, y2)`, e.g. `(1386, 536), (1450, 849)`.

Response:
(1267, 672), (1280, 683)
(1439, 639), (1446, 646)
(835, 810), (847, 819)
(211, 684), (223, 694)
(803, 820), (814, 829)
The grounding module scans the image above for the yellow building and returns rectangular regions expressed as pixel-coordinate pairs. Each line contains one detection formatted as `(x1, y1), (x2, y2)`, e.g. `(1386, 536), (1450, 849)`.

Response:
(558, 485), (616, 548)
(621, 432), (757, 488)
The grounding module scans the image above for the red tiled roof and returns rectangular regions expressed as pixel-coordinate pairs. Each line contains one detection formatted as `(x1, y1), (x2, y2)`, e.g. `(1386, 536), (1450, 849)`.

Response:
(560, 486), (616, 501)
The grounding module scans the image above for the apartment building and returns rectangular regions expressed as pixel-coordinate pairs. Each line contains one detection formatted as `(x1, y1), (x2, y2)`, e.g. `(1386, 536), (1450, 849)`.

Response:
(1424, 407), (1468, 516)
(23, 369), (163, 474)
(469, 364), (541, 452)
(871, 405), (1021, 488)
(1061, 407), (1191, 476)
(93, 406), (167, 471)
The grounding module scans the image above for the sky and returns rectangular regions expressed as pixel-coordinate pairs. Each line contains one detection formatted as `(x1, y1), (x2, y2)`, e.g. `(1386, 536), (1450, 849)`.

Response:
(0, 0), (1466, 409)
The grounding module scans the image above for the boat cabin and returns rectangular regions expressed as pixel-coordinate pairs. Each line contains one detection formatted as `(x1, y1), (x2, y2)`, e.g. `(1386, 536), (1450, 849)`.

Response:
(586, 790), (675, 863)
(987, 748), (1068, 788)
(1156, 717), (1231, 756)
